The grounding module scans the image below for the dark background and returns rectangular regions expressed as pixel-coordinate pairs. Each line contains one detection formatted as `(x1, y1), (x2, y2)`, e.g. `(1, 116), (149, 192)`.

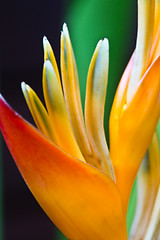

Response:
(0, 0), (66, 239)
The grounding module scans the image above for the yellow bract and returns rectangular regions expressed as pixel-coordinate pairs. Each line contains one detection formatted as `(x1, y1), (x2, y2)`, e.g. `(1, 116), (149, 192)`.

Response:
(85, 39), (115, 180)
(21, 82), (59, 143)
(60, 24), (95, 166)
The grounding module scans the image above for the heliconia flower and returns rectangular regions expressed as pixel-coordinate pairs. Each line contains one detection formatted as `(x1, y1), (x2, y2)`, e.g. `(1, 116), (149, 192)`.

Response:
(0, 0), (160, 239)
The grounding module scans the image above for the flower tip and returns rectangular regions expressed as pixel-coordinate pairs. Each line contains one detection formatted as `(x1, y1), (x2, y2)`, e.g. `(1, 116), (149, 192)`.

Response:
(62, 22), (67, 31)
(102, 38), (109, 51)
(21, 82), (31, 99)
(43, 60), (55, 78)
(43, 36), (49, 49)
(97, 39), (103, 48)
(0, 94), (6, 108)
(44, 59), (52, 69)
(0, 94), (11, 112)
(0, 94), (11, 111)
(62, 22), (69, 37)
(21, 81), (29, 92)
(21, 81), (26, 90)
(60, 30), (64, 40)
(95, 38), (109, 58)
(43, 35), (47, 41)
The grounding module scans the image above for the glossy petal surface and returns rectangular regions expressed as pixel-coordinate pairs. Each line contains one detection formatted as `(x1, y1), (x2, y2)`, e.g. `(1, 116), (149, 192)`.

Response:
(110, 55), (160, 213)
(0, 96), (127, 240)
(85, 39), (115, 179)
(60, 24), (94, 166)
(43, 60), (85, 162)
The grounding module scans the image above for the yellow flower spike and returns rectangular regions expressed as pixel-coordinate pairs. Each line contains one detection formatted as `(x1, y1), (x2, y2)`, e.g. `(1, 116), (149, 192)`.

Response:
(43, 36), (61, 85)
(129, 132), (160, 240)
(21, 82), (60, 144)
(43, 60), (85, 162)
(60, 24), (95, 166)
(85, 39), (115, 180)
(127, 0), (155, 102)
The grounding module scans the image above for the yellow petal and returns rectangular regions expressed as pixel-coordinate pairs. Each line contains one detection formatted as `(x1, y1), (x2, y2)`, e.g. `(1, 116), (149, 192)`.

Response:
(109, 53), (134, 159)
(127, 0), (155, 102)
(110, 54), (160, 213)
(43, 60), (85, 162)
(21, 82), (60, 144)
(85, 39), (115, 180)
(43, 36), (61, 85)
(60, 24), (94, 165)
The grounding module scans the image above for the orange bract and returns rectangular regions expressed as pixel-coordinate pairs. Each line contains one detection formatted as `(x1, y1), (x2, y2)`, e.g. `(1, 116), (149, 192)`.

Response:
(110, 55), (160, 213)
(0, 96), (127, 240)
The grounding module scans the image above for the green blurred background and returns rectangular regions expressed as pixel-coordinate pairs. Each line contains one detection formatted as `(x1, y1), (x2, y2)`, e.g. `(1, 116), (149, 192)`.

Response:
(1, 0), (137, 239)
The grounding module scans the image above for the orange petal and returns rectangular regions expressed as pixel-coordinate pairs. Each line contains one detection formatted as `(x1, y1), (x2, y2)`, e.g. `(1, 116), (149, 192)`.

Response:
(43, 60), (85, 162)
(109, 53), (134, 162)
(110, 55), (160, 214)
(0, 95), (127, 240)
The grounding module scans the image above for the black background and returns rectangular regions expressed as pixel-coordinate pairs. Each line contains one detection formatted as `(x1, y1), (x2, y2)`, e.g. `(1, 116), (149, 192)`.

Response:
(0, 0), (66, 239)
